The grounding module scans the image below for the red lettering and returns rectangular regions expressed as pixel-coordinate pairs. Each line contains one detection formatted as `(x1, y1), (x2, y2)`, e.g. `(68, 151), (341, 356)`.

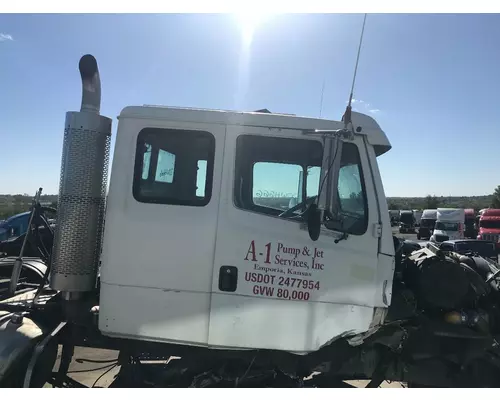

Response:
(252, 285), (312, 301)
(244, 272), (254, 282)
(264, 242), (272, 264)
(245, 240), (257, 262)
(312, 262), (324, 270)
(313, 248), (324, 258)
(252, 285), (274, 297)
(264, 286), (274, 296)
(245, 273), (275, 285)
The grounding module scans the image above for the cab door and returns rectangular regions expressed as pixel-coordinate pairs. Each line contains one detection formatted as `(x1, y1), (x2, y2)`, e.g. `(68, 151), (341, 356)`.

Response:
(99, 119), (226, 346)
(207, 125), (381, 353)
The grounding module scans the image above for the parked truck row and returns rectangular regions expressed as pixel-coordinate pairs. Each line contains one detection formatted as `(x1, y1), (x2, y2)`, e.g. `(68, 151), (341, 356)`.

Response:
(389, 207), (500, 252)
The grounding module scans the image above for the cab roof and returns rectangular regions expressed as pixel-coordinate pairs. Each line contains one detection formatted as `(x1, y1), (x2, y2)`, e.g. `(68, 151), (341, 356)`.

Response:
(118, 106), (392, 157)
(5, 211), (30, 222)
(482, 209), (500, 217)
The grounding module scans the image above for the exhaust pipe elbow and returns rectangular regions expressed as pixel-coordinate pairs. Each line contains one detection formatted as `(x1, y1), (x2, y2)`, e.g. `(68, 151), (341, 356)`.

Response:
(79, 54), (101, 114)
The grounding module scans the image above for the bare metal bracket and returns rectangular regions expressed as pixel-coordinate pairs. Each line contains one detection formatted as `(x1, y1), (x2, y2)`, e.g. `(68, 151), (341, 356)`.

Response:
(23, 321), (67, 388)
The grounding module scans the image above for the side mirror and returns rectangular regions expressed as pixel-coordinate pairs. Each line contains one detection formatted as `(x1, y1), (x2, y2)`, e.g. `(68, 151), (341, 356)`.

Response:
(307, 203), (321, 241)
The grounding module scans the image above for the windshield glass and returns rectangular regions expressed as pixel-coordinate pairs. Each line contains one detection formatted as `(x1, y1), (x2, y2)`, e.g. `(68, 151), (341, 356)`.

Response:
(252, 163), (319, 211)
(0, 228), (8, 242)
(400, 214), (413, 224)
(435, 221), (459, 231)
(420, 218), (436, 228)
(456, 241), (496, 257)
(480, 220), (500, 229)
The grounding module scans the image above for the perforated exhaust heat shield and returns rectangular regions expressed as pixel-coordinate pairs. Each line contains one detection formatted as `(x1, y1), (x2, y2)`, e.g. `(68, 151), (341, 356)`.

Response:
(50, 55), (112, 292)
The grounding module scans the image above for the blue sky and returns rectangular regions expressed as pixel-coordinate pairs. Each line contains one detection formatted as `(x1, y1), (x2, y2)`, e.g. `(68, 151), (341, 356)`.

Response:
(1, 13), (499, 197)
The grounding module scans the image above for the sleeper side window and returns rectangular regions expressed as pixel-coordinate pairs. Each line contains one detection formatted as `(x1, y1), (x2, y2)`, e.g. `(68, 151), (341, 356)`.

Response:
(133, 127), (215, 206)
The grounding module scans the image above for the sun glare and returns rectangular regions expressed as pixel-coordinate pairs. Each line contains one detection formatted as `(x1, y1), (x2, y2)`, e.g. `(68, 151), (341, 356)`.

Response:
(233, 12), (277, 110)
(234, 12), (274, 45)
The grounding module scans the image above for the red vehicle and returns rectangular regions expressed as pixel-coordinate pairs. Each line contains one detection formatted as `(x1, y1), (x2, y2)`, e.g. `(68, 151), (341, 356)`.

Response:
(477, 209), (500, 251)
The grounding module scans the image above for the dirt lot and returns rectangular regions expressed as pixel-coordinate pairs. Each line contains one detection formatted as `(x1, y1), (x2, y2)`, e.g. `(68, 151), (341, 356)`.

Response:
(43, 346), (405, 388)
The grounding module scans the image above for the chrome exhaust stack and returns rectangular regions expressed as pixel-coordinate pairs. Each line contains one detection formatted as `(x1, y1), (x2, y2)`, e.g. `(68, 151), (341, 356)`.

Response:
(50, 55), (112, 293)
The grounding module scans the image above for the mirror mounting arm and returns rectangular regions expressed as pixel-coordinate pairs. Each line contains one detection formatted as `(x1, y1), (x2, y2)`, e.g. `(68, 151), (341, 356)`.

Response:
(302, 128), (348, 241)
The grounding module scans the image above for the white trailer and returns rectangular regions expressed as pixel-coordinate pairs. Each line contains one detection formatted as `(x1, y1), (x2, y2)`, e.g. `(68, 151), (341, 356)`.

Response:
(431, 208), (465, 242)
(413, 210), (423, 227)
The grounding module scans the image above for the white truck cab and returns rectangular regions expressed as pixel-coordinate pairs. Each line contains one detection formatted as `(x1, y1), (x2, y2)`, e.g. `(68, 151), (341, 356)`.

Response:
(431, 208), (465, 243)
(413, 210), (423, 227)
(5, 54), (500, 389)
(98, 106), (395, 353)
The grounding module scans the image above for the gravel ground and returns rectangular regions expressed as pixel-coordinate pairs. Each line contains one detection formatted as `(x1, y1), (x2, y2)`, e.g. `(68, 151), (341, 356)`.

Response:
(43, 346), (405, 388)
(44, 347), (120, 388)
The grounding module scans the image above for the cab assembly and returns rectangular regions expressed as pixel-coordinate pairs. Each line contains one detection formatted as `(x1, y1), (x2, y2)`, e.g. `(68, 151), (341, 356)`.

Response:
(1, 55), (500, 388)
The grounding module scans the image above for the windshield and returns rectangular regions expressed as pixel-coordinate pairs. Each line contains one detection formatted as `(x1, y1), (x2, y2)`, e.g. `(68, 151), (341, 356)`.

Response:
(400, 214), (413, 224)
(480, 220), (500, 229)
(0, 228), (8, 242)
(420, 218), (436, 228)
(456, 241), (496, 257)
(435, 221), (459, 231)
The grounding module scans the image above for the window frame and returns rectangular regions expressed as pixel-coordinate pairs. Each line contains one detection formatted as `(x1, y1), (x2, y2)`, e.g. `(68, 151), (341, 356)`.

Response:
(132, 127), (216, 207)
(233, 134), (369, 236)
(329, 141), (369, 236)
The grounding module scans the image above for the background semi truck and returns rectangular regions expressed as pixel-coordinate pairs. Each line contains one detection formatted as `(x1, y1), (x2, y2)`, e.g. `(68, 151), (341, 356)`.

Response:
(417, 209), (437, 240)
(477, 209), (500, 251)
(389, 209), (399, 226)
(412, 209), (423, 227)
(431, 208), (465, 243)
(399, 210), (415, 233)
(464, 208), (476, 239)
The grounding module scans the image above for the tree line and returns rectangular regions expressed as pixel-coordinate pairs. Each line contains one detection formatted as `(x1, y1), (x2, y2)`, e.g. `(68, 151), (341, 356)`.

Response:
(388, 187), (500, 211)
(0, 194), (58, 220)
(1, 185), (500, 220)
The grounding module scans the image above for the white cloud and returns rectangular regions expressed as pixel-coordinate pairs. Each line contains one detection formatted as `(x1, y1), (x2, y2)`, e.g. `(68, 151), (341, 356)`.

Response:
(0, 33), (13, 42)
(347, 98), (383, 115)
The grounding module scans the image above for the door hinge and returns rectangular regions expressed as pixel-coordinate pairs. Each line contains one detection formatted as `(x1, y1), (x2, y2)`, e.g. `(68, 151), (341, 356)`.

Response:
(372, 223), (382, 238)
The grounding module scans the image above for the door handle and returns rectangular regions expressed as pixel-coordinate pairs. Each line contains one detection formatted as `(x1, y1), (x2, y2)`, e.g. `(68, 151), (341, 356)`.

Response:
(218, 266), (238, 292)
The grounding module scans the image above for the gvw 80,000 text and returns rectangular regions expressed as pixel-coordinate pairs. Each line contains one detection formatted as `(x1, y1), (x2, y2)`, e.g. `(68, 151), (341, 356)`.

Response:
(252, 285), (311, 301)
